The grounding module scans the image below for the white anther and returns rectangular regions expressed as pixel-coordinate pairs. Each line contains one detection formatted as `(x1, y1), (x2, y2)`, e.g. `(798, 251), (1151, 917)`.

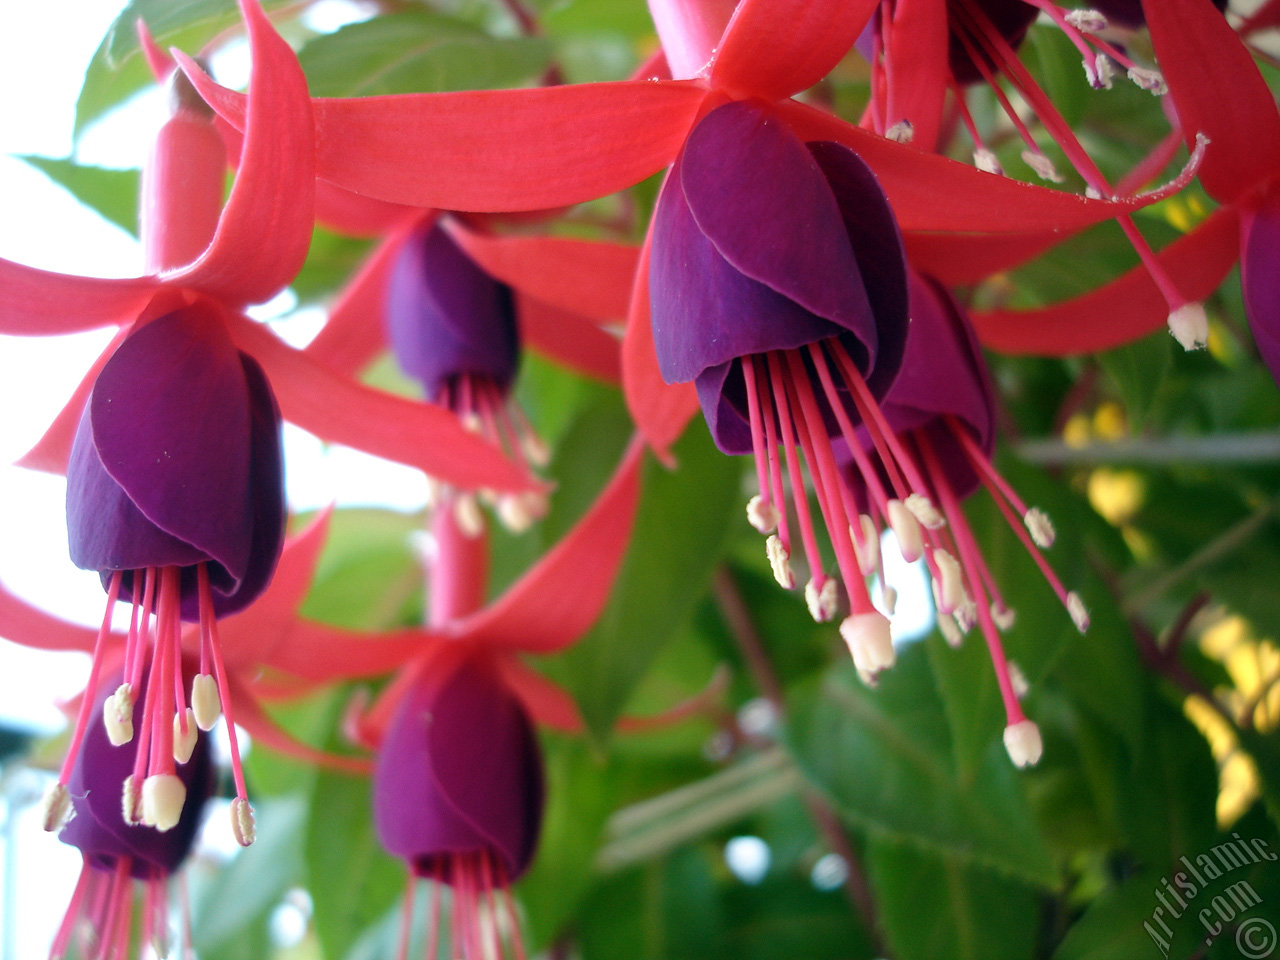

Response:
(1003, 719), (1044, 768)
(905, 493), (946, 530)
(142, 775), (186, 832)
(1092, 54), (1116, 89)
(766, 535), (795, 589)
(840, 612), (896, 679)
(1024, 508), (1056, 549)
(1009, 661), (1030, 699)
(747, 495), (779, 534)
(805, 577), (839, 623)
(1065, 8), (1108, 32)
(1085, 186), (1105, 200)
(497, 491), (546, 533)
(886, 120), (914, 143)
(992, 602), (1017, 632)
(887, 499), (923, 563)
(461, 411), (483, 434)
(883, 585), (899, 617)
(103, 683), (135, 746)
(939, 613), (964, 648)
(955, 598), (977, 634)
(522, 432), (551, 468)
(932, 549), (966, 614)
(40, 782), (74, 833)
(122, 775), (141, 825)
(173, 708), (198, 765)
(853, 514), (880, 576)
(1022, 150), (1065, 183)
(974, 148), (1004, 176)
(1168, 302), (1208, 350)
(1128, 66), (1167, 95)
(231, 797), (257, 847)
(454, 494), (485, 538)
(1067, 592), (1090, 633)
(191, 674), (222, 732)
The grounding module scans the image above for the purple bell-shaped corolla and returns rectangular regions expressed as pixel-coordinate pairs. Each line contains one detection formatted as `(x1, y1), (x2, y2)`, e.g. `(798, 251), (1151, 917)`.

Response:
(44, 304), (283, 847)
(50, 671), (214, 960)
(386, 222), (547, 535)
(649, 97), (912, 648)
(374, 653), (544, 959)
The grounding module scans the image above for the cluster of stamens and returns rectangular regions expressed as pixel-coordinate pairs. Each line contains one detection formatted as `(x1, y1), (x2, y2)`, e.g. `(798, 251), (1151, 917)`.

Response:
(49, 856), (182, 960)
(40, 563), (255, 846)
(427, 373), (549, 537)
(865, 0), (1210, 350)
(739, 337), (1087, 767)
(398, 853), (528, 960)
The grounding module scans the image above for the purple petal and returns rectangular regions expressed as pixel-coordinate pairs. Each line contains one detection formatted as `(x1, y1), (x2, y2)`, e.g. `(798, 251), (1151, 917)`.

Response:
(60, 672), (214, 877)
(78, 306), (254, 582)
(651, 157), (846, 383)
(679, 101), (877, 343)
(386, 223), (519, 399)
(882, 274), (995, 497)
(374, 655), (544, 881)
(808, 140), (909, 396)
(1242, 192), (1280, 388)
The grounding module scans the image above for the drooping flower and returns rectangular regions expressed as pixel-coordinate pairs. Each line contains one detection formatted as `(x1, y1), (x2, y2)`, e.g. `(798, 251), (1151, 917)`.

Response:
(48, 671), (214, 960)
(180, 0), (1195, 457)
(374, 649), (543, 960)
(650, 98), (910, 639)
(327, 438), (642, 956)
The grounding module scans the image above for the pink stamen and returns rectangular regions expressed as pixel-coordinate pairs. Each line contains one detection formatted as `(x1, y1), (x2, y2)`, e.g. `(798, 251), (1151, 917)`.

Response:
(398, 881), (415, 960)
(49, 857), (93, 960)
(949, 421), (1034, 518)
(57, 572), (122, 785)
(918, 433), (1024, 723)
(766, 353), (825, 581)
(199, 564), (249, 801)
(754, 357), (792, 550)
(783, 352), (872, 611)
(129, 568), (157, 691)
(741, 354), (774, 511)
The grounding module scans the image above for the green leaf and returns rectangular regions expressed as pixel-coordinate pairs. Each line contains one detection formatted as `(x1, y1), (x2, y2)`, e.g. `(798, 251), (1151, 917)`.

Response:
(519, 737), (623, 949)
(868, 836), (1041, 960)
(298, 12), (552, 97)
(17, 157), (139, 236)
(1114, 689), (1218, 867)
(548, 424), (742, 741)
(300, 507), (424, 630)
(305, 759), (405, 960)
(784, 646), (1058, 886)
(1098, 335), (1173, 432)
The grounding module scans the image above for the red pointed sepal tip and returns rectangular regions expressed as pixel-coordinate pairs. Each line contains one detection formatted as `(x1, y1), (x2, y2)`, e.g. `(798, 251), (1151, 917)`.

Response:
(136, 18), (175, 81)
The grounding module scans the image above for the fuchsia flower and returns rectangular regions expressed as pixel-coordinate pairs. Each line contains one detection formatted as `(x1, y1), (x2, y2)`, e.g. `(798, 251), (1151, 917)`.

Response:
(50, 671), (214, 960)
(1140, 0), (1280, 385)
(347, 443), (644, 959)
